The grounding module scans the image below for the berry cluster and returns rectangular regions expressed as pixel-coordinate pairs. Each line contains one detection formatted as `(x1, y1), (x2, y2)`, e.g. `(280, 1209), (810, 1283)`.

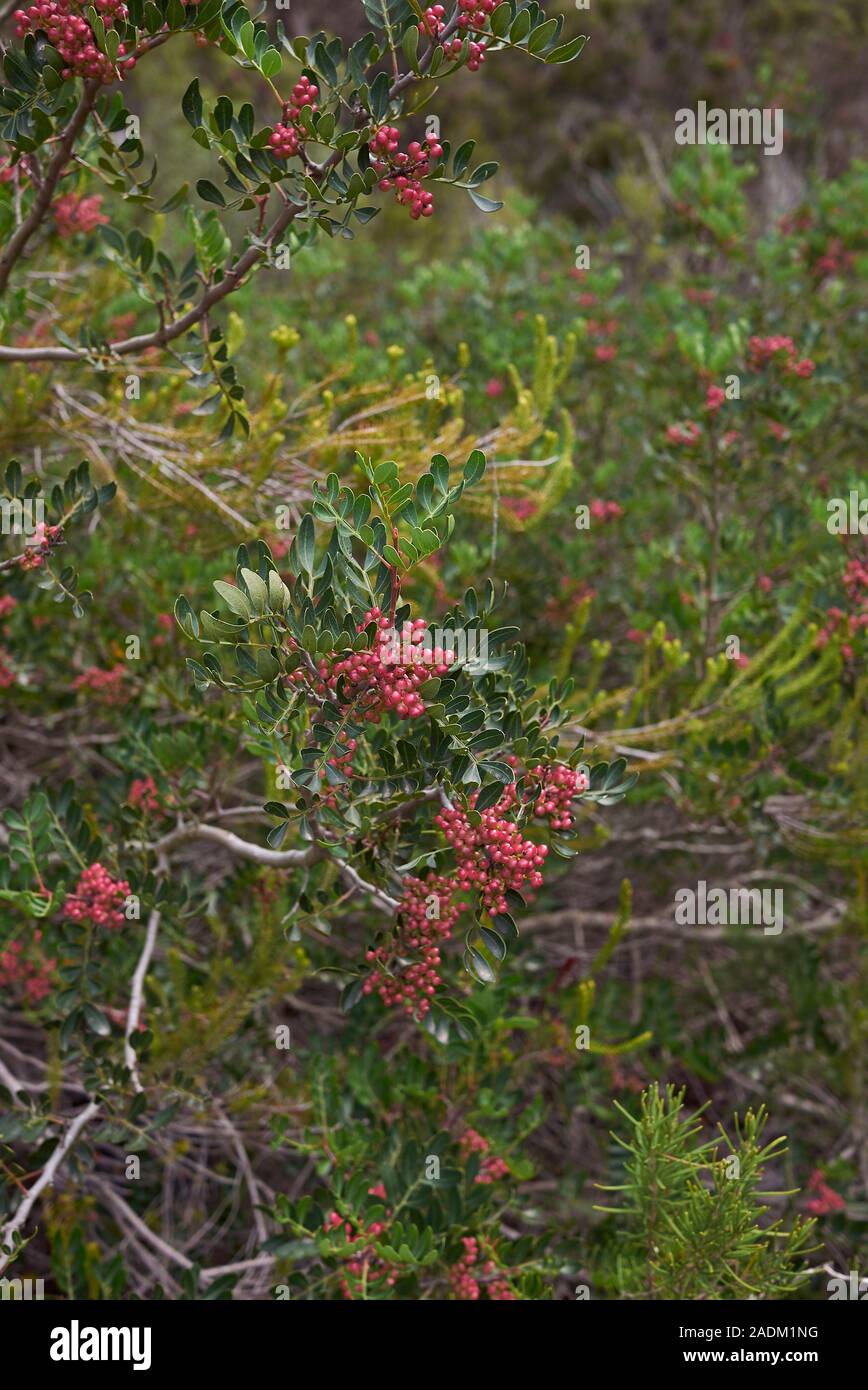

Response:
(419, 4), (446, 38)
(589, 498), (624, 524)
(71, 663), (127, 702)
(322, 1182), (398, 1298)
(13, 0), (135, 83)
(62, 862), (131, 929)
(268, 124), (300, 159)
(0, 938), (56, 1005)
(816, 549), (868, 659)
(448, 1236), (515, 1300)
(128, 776), (160, 815)
(269, 76), (319, 160)
(804, 1168), (846, 1217)
(373, 128), (444, 219)
(53, 193), (108, 238)
(436, 793), (549, 914)
(525, 761), (590, 832)
(419, 0), (495, 68)
(19, 522), (63, 571)
(301, 609), (455, 724)
(665, 421), (702, 448)
(586, 316), (618, 362)
(361, 762), (586, 1017)
(748, 335), (815, 377)
(705, 384), (726, 412)
(363, 873), (460, 1019)
(459, 1128), (510, 1183)
(457, 0), (497, 27)
(444, 36), (488, 69)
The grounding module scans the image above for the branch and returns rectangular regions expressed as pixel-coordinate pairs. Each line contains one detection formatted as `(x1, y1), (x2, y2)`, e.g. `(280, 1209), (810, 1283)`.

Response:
(125, 901), (162, 1092)
(0, 81), (100, 296)
(0, 197), (303, 361)
(0, 1098), (100, 1272)
(147, 821), (318, 867)
(140, 821), (401, 911)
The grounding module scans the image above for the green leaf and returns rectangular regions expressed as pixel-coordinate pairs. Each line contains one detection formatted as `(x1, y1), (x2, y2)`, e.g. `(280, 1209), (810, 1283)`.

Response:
(369, 70), (391, 121)
(464, 945), (497, 985)
(174, 595), (200, 639)
(546, 34), (588, 64)
(475, 782), (503, 812)
(297, 514), (315, 572)
(467, 162), (498, 187)
(463, 450), (486, 486)
(527, 17), (560, 55)
(240, 567), (269, 613)
(182, 78), (203, 128)
(84, 1004), (111, 1037)
(479, 924), (507, 961)
(468, 189), (503, 214)
(402, 24), (420, 74)
(509, 9), (532, 43)
(490, 2), (512, 39)
(214, 580), (253, 618)
(196, 179), (226, 207)
(479, 760), (514, 783)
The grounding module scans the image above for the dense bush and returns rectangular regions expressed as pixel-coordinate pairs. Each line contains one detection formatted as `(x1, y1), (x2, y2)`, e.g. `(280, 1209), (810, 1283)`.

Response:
(0, 0), (865, 1302)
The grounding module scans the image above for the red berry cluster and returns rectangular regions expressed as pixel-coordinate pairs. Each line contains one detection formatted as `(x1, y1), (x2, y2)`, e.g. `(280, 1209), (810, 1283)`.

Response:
(811, 236), (855, 280)
(459, 1128), (510, 1183)
(419, 4), (446, 38)
(586, 316), (619, 362)
(436, 793), (549, 914)
(269, 76), (319, 160)
(457, 0), (497, 26)
(19, 522), (63, 571)
(128, 776), (160, 815)
(448, 1236), (515, 1300)
(373, 128), (444, 219)
(363, 873), (460, 1019)
(62, 862), (131, 929)
(0, 937), (56, 1005)
(665, 421), (702, 448)
(748, 335), (815, 377)
(356, 762), (586, 1017)
(269, 124), (299, 159)
(13, 0), (135, 83)
(804, 1168), (846, 1216)
(53, 193), (108, 238)
(71, 663), (127, 702)
(589, 498), (624, 524)
(816, 549), (868, 659)
(444, 35), (487, 69)
(525, 761), (590, 832)
(322, 1182), (398, 1298)
(299, 609), (454, 724)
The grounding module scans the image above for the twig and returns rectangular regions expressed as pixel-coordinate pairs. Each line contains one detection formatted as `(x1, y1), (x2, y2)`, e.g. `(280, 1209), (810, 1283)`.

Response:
(0, 1099), (100, 1272)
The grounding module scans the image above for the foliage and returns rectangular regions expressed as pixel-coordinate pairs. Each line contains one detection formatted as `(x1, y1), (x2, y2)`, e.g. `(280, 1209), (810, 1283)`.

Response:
(0, 0), (865, 1306)
(595, 1085), (817, 1300)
